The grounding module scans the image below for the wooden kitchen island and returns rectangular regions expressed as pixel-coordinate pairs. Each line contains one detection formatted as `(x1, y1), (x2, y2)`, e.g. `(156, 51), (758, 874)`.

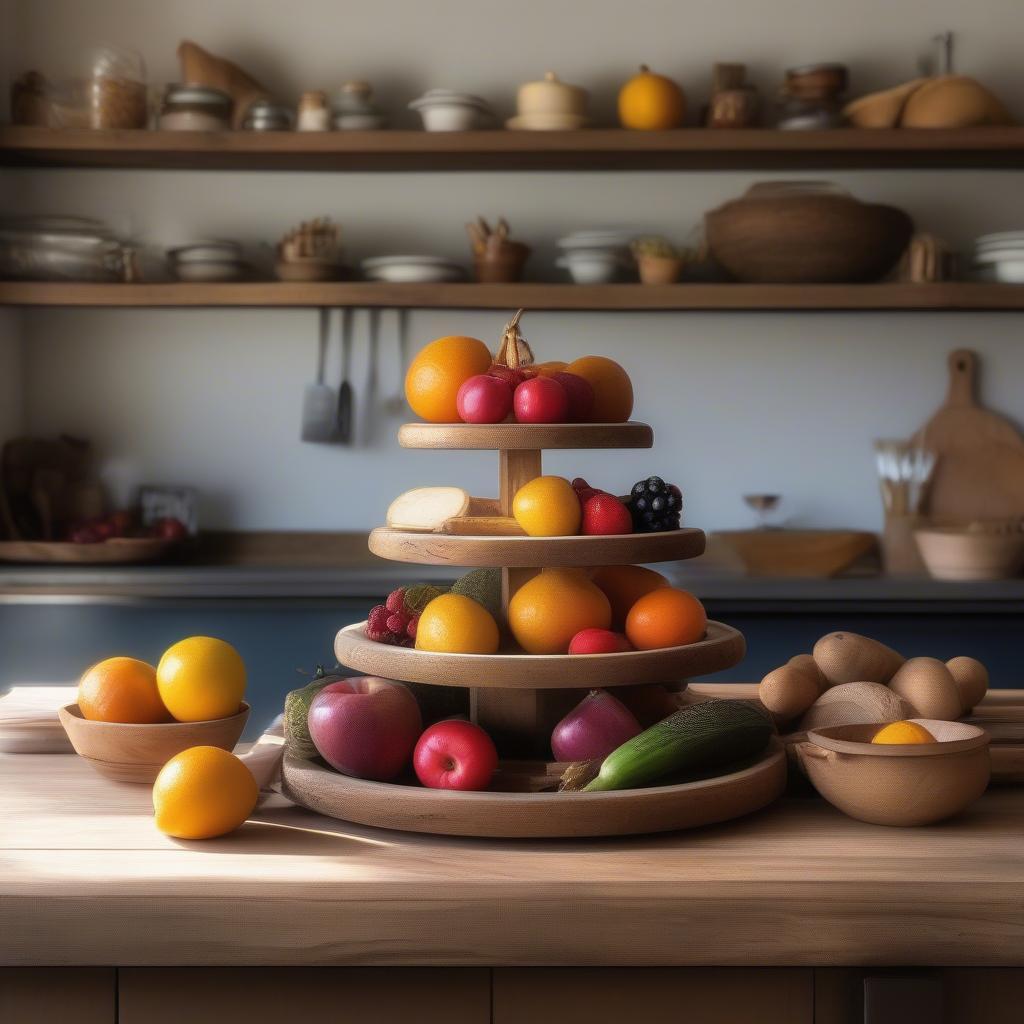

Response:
(3, 709), (1024, 1024)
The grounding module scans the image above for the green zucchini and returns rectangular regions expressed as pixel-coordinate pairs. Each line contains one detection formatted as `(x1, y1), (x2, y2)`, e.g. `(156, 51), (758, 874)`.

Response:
(583, 699), (773, 792)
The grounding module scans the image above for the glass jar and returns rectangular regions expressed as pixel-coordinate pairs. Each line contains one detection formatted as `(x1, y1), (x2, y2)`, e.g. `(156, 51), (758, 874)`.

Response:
(159, 84), (232, 131)
(88, 45), (147, 129)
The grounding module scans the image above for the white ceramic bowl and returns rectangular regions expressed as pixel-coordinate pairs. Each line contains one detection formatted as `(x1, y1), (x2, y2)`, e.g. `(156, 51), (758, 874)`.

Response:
(972, 261), (1024, 284)
(409, 91), (491, 132)
(556, 252), (621, 284)
(361, 255), (465, 283)
(172, 259), (246, 282)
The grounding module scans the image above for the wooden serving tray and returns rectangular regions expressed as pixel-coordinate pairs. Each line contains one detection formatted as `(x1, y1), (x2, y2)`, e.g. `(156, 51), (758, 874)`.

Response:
(398, 421), (654, 450)
(335, 619), (745, 689)
(0, 537), (175, 564)
(280, 738), (787, 838)
(369, 526), (706, 567)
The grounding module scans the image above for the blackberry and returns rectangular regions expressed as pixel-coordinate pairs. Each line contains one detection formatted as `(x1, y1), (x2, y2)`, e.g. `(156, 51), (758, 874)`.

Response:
(627, 476), (683, 532)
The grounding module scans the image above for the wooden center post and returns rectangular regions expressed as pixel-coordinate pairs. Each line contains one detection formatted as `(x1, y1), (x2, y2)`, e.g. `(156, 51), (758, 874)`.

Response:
(470, 447), (578, 756)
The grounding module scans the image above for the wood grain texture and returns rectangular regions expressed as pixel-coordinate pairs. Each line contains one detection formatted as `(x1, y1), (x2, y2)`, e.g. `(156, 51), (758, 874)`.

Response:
(494, 967), (813, 1024)
(0, 537), (173, 564)
(368, 526), (706, 567)
(0, 967), (115, 1024)
(334, 619), (746, 688)
(3, 750), (1024, 966)
(280, 740), (786, 838)
(5, 281), (1024, 310)
(119, 968), (490, 1024)
(5, 125), (1024, 171)
(399, 421), (654, 450)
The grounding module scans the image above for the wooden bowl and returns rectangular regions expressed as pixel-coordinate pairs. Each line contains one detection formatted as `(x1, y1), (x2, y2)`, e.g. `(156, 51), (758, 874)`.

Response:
(798, 719), (990, 826)
(709, 529), (877, 577)
(915, 527), (1024, 580)
(705, 186), (913, 283)
(58, 702), (250, 784)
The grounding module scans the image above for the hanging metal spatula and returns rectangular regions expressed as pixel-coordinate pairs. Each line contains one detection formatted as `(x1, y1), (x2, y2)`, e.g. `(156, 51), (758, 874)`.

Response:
(301, 308), (337, 443)
(336, 307), (354, 443)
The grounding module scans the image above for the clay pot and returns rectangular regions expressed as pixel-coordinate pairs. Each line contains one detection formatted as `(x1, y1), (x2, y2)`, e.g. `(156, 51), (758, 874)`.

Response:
(474, 242), (530, 283)
(636, 254), (684, 285)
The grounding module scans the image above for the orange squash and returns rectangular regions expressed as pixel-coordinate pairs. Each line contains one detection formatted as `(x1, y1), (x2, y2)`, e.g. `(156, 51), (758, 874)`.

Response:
(618, 65), (686, 130)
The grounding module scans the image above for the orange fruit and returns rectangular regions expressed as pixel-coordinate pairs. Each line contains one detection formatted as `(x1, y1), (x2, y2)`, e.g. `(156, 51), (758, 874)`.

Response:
(565, 356), (633, 422)
(405, 335), (493, 422)
(156, 637), (246, 723)
(531, 360), (568, 377)
(625, 587), (707, 650)
(618, 65), (687, 130)
(512, 476), (581, 536)
(508, 568), (611, 654)
(78, 656), (170, 724)
(153, 745), (258, 840)
(415, 593), (500, 654)
(590, 564), (670, 629)
(872, 721), (936, 745)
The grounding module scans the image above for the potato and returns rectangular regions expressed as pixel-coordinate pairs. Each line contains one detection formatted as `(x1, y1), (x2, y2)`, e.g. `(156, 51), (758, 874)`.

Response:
(759, 654), (823, 721)
(799, 681), (914, 733)
(812, 631), (904, 688)
(946, 656), (989, 714)
(888, 657), (963, 721)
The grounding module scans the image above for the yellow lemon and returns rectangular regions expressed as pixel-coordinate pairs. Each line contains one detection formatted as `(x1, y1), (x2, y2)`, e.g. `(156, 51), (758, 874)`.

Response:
(512, 476), (581, 537)
(415, 593), (500, 654)
(156, 636), (246, 722)
(153, 745), (258, 840)
(872, 720), (936, 745)
(508, 568), (611, 654)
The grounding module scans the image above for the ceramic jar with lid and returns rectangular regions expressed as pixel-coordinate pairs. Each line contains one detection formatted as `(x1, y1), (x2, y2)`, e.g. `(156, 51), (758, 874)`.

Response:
(296, 90), (330, 131)
(242, 99), (293, 131)
(507, 71), (589, 130)
(159, 84), (232, 131)
(332, 81), (386, 130)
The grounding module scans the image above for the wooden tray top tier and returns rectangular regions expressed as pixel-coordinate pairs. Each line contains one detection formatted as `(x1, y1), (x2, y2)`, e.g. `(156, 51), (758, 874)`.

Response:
(335, 620), (745, 689)
(368, 526), (705, 567)
(398, 421), (653, 450)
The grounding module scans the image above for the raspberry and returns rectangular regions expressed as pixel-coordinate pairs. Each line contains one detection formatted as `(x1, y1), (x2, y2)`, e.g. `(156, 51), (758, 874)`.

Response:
(386, 612), (408, 634)
(406, 615), (418, 639)
(385, 587), (406, 614)
(366, 603), (392, 642)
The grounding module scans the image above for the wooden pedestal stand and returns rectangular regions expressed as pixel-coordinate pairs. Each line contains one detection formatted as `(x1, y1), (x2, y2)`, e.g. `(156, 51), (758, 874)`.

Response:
(283, 421), (786, 837)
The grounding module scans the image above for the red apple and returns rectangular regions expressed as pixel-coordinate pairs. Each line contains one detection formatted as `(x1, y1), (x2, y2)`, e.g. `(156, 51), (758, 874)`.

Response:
(413, 719), (497, 791)
(568, 628), (633, 655)
(457, 373), (513, 424)
(308, 676), (422, 781)
(551, 371), (595, 422)
(513, 376), (568, 423)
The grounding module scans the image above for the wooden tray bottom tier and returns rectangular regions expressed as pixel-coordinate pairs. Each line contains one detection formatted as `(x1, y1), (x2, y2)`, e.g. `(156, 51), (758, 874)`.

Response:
(280, 739), (786, 838)
(334, 620), (746, 688)
(369, 526), (706, 567)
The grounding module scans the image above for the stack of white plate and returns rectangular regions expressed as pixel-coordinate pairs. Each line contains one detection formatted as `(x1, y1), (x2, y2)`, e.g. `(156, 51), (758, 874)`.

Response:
(168, 241), (247, 282)
(555, 230), (633, 284)
(971, 231), (1024, 283)
(361, 255), (466, 283)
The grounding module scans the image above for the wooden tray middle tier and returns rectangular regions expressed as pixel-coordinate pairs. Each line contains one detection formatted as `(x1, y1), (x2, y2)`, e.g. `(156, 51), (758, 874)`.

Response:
(398, 421), (653, 450)
(335, 619), (745, 688)
(368, 526), (705, 567)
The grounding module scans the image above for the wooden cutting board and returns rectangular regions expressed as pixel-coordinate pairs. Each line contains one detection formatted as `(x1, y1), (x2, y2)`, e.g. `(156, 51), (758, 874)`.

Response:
(912, 349), (1024, 523)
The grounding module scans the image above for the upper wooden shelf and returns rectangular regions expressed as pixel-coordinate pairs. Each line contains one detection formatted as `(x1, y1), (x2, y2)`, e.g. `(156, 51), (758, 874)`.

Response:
(3, 281), (1024, 311)
(4, 125), (1024, 171)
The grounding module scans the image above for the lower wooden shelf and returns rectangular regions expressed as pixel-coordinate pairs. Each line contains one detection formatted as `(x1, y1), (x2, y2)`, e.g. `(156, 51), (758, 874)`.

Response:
(2, 281), (1024, 310)
(280, 738), (786, 838)
(334, 619), (745, 688)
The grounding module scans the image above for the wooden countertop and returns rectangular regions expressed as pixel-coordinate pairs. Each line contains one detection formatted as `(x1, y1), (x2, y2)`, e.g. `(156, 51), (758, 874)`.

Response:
(4, 692), (1024, 968)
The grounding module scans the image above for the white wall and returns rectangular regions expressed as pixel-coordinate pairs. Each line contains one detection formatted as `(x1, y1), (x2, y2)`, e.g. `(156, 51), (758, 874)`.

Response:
(7, 0), (1024, 531)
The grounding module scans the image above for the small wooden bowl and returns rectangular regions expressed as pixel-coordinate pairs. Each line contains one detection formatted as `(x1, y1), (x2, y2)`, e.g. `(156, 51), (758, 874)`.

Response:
(915, 526), (1024, 580)
(798, 719), (990, 826)
(58, 703), (250, 784)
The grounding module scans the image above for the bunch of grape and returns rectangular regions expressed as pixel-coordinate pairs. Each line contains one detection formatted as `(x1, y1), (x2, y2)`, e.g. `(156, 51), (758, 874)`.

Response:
(365, 585), (444, 647)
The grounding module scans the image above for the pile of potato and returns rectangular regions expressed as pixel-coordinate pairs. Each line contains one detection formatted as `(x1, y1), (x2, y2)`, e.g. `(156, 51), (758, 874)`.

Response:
(759, 631), (988, 729)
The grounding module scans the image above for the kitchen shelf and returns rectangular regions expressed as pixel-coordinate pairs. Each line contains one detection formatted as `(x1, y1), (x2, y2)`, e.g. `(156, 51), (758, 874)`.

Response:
(4, 125), (1024, 171)
(3, 281), (1024, 310)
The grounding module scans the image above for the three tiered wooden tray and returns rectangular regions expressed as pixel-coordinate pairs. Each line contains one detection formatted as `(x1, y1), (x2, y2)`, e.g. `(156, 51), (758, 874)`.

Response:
(282, 397), (786, 837)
